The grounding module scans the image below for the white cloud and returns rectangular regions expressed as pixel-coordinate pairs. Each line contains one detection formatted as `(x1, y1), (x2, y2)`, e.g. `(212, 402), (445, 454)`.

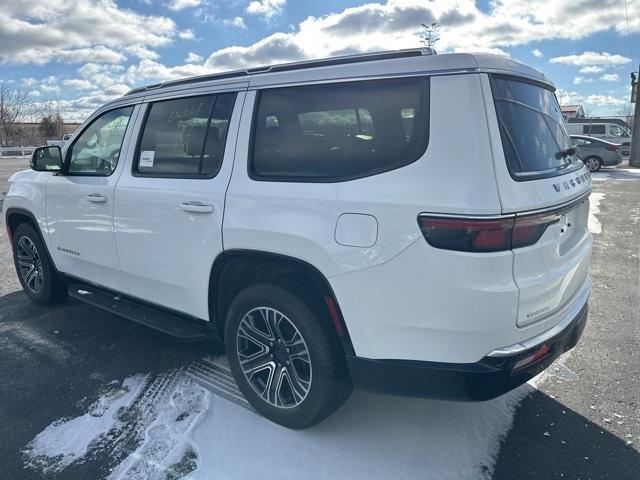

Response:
(178, 29), (196, 40)
(550, 51), (632, 67)
(579, 65), (604, 74)
(29, 90), (41, 97)
(185, 52), (203, 63)
(168, 0), (202, 11)
(63, 79), (93, 90)
(531, 48), (543, 57)
(585, 94), (625, 106)
(223, 16), (247, 29)
(125, 45), (160, 60)
(573, 76), (594, 85)
(22, 77), (38, 87)
(0, 0), (175, 65)
(246, 0), (286, 19)
(600, 73), (620, 82)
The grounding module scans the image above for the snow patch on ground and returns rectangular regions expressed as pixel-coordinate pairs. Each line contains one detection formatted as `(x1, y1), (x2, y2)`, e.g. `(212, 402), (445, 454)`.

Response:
(588, 192), (605, 234)
(25, 358), (534, 480)
(108, 377), (209, 480)
(190, 375), (533, 480)
(24, 374), (148, 474)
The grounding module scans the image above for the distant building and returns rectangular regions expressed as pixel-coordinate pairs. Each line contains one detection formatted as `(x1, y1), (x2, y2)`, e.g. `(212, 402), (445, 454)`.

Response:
(560, 105), (585, 121)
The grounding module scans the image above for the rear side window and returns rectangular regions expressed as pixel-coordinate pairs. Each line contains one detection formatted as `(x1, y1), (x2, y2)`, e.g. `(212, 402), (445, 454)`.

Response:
(250, 77), (429, 182)
(583, 125), (605, 135)
(135, 93), (236, 178)
(491, 75), (582, 181)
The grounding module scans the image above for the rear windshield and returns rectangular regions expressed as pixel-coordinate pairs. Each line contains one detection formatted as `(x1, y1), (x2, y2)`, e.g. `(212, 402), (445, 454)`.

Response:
(490, 75), (582, 181)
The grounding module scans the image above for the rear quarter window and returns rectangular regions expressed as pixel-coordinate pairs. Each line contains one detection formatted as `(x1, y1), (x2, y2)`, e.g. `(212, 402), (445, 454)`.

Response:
(490, 75), (582, 181)
(250, 77), (429, 182)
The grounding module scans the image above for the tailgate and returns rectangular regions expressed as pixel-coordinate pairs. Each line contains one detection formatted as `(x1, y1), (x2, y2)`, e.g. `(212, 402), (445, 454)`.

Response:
(483, 73), (593, 328)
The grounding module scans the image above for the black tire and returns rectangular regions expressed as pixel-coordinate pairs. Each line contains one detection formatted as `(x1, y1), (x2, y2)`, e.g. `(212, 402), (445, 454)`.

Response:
(12, 222), (67, 304)
(583, 156), (602, 172)
(225, 283), (352, 429)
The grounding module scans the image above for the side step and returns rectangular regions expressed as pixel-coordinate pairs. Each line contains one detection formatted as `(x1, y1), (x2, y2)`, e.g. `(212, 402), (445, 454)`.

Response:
(68, 283), (212, 340)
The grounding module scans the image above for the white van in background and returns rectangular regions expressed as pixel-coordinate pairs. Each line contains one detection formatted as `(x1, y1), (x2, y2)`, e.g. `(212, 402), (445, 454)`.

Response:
(565, 118), (632, 156)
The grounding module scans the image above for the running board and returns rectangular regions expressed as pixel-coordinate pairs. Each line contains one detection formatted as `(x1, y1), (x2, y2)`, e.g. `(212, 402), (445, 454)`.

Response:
(68, 283), (212, 340)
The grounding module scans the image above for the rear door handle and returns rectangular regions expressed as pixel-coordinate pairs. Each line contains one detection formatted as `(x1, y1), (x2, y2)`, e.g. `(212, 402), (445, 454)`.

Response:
(180, 201), (214, 213)
(86, 193), (108, 203)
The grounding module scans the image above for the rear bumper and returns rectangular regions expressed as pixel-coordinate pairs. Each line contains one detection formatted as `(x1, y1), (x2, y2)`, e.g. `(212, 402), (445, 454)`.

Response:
(346, 301), (588, 401)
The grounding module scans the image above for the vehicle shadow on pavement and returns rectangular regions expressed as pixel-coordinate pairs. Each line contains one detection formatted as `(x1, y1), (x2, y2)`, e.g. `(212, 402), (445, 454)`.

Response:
(493, 390), (640, 479)
(0, 290), (223, 480)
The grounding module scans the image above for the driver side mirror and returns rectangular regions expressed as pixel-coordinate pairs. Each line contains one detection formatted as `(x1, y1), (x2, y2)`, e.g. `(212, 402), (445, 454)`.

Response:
(31, 146), (62, 172)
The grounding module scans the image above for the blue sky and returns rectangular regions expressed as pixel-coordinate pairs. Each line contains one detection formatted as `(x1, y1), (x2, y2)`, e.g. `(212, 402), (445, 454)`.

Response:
(1, 0), (638, 121)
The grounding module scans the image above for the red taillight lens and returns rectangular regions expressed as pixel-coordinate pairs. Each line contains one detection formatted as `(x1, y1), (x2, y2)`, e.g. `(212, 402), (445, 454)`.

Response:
(418, 217), (514, 252)
(418, 212), (560, 252)
(512, 212), (561, 248)
(605, 144), (619, 151)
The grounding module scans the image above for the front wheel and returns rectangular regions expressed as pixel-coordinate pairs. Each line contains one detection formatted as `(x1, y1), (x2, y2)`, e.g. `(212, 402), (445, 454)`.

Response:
(225, 283), (352, 429)
(12, 223), (66, 304)
(583, 156), (602, 172)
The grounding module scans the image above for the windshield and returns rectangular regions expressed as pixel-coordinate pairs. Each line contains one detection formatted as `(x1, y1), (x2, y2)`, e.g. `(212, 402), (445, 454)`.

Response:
(491, 75), (581, 180)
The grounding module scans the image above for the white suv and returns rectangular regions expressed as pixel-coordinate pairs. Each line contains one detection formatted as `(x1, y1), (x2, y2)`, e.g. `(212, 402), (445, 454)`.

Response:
(4, 50), (592, 428)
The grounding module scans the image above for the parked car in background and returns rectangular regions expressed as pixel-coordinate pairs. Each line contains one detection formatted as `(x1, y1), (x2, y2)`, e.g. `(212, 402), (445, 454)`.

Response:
(566, 118), (632, 157)
(570, 134), (623, 172)
(46, 133), (73, 148)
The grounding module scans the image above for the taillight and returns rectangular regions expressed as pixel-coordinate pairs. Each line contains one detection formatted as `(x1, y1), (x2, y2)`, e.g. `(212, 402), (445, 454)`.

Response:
(418, 212), (561, 252)
(605, 144), (619, 151)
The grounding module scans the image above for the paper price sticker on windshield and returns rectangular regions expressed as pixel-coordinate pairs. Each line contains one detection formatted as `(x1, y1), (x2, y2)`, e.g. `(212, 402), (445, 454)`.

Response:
(139, 150), (155, 167)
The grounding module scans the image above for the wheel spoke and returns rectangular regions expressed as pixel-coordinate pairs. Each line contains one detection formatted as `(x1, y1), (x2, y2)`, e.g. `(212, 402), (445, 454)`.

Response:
(240, 351), (273, 375)
(284, 366), (308, 402)
(238, 321), (272, 350)
(25, 267), (38, 289)
(266, 366), (286, 406)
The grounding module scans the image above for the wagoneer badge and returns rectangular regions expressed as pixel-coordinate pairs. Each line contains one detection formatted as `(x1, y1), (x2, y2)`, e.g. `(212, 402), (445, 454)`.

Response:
(553, 172), (590, 193)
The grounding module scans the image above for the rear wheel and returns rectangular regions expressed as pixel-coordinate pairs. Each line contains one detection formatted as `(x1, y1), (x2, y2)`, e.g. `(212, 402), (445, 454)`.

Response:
(583, 156), (602, 172)
(12, 223), (66, 304)
(225, 283), (352, 428)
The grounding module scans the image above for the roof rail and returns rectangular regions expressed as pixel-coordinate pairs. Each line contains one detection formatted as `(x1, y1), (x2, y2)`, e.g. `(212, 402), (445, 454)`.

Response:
(125, 48), (435, 96)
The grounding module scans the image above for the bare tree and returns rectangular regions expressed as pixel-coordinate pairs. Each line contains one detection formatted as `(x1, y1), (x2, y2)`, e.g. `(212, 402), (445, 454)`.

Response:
(0, 81), (29, 147)
(39, 100), (65, 140)
(618, 104), (634, 129)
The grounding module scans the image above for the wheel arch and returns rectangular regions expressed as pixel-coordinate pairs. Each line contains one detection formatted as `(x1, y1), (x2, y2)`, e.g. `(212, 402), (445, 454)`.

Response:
(209, 249), (355, 356)
(5, 207), (59, 272)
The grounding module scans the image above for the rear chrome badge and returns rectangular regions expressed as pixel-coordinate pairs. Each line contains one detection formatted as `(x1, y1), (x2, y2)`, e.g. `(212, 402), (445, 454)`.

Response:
(553, 173), (589, 193)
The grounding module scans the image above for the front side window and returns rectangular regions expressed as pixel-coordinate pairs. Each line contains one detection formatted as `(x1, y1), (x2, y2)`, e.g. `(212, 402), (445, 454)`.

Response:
(251, 77), (429, 181)
(67, 107), (134, 175)
(609, 125), (627, 137)
(491, 75), (581, 180)
(135, 92), (236, 177)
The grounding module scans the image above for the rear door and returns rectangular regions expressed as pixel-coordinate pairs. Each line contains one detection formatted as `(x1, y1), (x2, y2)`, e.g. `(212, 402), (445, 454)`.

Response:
(483, 74), (592, 329)
(114, 90), (243, 320)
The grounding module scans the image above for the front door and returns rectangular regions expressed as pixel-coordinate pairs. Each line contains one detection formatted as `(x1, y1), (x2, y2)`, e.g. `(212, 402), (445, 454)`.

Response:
(46, 105), (138, 291)
(114, 91), (242, 320)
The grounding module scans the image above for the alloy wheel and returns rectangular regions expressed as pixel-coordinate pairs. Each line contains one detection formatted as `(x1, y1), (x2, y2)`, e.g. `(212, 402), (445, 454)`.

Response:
(585, 158), (600, 172)
(236, 307), (312, 409)
(16, 236), (44, 294)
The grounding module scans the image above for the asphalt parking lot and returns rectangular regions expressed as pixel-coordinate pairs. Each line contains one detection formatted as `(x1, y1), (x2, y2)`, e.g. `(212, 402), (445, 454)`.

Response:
(0, 156), (639, 479)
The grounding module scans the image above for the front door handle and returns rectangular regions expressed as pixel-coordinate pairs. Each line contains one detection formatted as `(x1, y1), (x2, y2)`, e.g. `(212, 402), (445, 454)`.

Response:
(180, 201), (214, 213)
(86, 193), (108, 203)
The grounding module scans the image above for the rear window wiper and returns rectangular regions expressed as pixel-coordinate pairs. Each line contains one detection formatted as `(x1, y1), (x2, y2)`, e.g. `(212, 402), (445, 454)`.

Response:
(554, 146), (576, 159)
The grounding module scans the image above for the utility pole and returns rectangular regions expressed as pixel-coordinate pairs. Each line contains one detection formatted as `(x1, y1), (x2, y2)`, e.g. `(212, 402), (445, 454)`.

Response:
(630, 65), (640, 167)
